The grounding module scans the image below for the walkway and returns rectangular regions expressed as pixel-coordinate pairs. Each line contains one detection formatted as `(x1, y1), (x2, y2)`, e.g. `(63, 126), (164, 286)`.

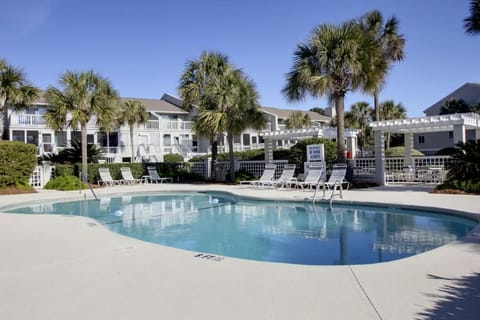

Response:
(1, 184), (479, 320)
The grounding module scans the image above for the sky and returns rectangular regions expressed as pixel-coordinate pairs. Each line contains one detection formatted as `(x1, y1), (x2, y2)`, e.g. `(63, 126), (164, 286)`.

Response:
(1, 0), (479, 117)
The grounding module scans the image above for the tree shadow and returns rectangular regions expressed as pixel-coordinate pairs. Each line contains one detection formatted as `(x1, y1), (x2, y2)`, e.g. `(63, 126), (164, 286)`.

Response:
(416, 272), (480, 319)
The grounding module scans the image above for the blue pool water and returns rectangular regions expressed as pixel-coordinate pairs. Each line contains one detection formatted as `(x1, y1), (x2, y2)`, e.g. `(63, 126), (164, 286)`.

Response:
(4, 192), (477, 265)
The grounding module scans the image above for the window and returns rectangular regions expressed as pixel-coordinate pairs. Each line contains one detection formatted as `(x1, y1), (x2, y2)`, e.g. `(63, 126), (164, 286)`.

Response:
(12, 131), (25, 142)
(98, 132), (118, 147)
(448, 131), (453, 139)
(26, 131), (39, 146)
(234, 135), (241, 144)
(71, 131), (94, 145)
(252, 136), (257, 144)
(418, 135), (425, 144)
(55, 131), (67, 147)
(243, 133), (250, 145)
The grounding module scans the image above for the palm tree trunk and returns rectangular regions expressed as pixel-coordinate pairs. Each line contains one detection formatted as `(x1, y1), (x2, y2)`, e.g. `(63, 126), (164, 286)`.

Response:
(1, 102), (9, 140)
(386, 132), (391, 150)
(130, 125), (135, 162)
(335, 95), (346, 163)
(227, 131), (235, 183)
(211, 135), (218, 180)
(81, 124), (88, 183)
(374, 92), (380, 122)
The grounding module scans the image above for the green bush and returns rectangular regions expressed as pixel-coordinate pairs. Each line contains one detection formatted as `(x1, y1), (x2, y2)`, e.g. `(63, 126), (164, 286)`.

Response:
(0, 141), (37, 188)
(44, 175), (87, 190)
(385, 146), (424, 157)
(163, 153), (184, 163)
(436, 179), (480, 194)
(288, 138), (337, 173)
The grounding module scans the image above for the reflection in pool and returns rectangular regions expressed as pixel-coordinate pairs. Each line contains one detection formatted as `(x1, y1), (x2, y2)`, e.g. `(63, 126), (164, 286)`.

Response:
(4, 192), (477, 265)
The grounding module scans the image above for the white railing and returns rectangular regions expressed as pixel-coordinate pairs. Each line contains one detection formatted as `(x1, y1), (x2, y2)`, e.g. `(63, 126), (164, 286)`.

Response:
(11, 114), (46, 126)
(138, 120), (194, 131)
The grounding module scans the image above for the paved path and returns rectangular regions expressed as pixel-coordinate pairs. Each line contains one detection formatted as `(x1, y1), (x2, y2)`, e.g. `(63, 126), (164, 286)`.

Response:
(1, 184), (479, 320)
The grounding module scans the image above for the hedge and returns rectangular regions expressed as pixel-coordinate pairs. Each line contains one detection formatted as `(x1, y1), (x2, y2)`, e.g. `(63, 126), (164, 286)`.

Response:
(0, 141), (37, 188)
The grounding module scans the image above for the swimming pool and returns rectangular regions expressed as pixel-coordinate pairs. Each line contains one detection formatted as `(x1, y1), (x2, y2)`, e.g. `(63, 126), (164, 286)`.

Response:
(4, 192), (477, 265)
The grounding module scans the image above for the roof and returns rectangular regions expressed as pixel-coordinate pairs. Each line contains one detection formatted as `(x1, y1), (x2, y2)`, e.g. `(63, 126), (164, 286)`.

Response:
(261, 106), (331, 122)
(121, 97), (188, 114)
(423, 83), (480, 115)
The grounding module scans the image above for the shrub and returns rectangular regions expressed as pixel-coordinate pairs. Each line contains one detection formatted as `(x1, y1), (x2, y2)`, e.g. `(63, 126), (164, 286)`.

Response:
(163, 153), (184, 163)
(0, 141), (37, 188)
(385, 146), (424, 157)
(436, 179), (480, 194)
(44, 175), (87, 190)
(288, 138), (337, 173)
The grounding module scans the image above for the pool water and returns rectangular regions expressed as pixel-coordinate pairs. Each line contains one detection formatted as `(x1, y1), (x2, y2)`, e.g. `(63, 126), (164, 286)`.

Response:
(4, 192), (477, 265)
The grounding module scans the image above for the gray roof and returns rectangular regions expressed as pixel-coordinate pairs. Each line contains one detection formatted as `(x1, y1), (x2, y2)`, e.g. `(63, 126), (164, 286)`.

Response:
(423, 83), (480, 116)
(121, 97), (188, 114)
(261, 106), (331, 123)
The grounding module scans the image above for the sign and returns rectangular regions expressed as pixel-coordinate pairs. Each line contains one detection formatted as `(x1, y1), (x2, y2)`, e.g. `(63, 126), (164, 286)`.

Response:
(307, 144), (324, 162)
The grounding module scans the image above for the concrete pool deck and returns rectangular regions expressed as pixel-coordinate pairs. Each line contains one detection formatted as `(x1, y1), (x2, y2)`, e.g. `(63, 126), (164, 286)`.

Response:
(1, 184), (479, 320)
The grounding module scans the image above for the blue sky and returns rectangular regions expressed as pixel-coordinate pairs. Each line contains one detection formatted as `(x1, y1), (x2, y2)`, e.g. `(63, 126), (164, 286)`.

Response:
(1, 0), (478, 117)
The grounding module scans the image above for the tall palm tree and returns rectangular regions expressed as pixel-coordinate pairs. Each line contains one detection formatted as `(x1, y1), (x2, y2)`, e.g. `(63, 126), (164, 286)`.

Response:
(287, 111), (311, 129)
(179, 51), (232, 179)
(379, 100), (407, 149)
(465, 0), (480, 35)
(0, 60), (40, 140)
(44, 70), (119, 183)
(358, 10), (406, 121)
(205, 69), (266, 182)
(350, 102), (373, 156)
(118, 99), (149, 162)
(283, 21), (366, 163)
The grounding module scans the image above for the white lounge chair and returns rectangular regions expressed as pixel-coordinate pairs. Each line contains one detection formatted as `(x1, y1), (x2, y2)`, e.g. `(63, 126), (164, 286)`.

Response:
(318, 163), (347, 199)
(294, 164), (325, 190)
(147, 166), (173, 183)
(240, 163), (276, 187)
(98, 167), (124, 186)
(120, 167), (142, 185)
(271, 164), (296, 188)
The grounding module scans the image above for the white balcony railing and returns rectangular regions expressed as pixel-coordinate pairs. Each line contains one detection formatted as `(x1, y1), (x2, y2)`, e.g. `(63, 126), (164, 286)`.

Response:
(138, 120), (193, 131)
(11, 114), (46, 126)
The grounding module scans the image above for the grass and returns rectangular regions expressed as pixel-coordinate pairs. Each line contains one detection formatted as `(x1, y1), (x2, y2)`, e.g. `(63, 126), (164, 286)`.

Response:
(0, 186), (37, 195)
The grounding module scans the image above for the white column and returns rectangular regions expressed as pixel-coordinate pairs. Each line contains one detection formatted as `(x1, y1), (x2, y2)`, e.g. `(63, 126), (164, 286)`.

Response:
(374, 130), (385, 186)
(264, 138), (273, 163)
(346, 136), (357, 159)
(404, 133), (413, 166)
(453, 124), (466, 145)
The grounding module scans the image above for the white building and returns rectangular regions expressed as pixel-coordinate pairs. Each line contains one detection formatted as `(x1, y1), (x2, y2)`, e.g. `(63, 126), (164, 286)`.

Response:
(8, 92), (359, 163)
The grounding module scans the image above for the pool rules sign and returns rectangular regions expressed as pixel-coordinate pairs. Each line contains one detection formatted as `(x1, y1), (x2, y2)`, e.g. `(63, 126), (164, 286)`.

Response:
(307, 144), (325, 162)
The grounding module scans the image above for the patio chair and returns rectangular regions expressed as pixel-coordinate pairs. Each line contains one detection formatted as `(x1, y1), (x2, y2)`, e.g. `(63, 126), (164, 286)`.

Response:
(240, 163), (276, 187)
(147, 166), (173, 183)
(271, 164), (296, 188)
(120, 167), (142, 185)
(294, 164), (325, 190)
(318, 163), (347, 199)
(98, 167), (124, 186)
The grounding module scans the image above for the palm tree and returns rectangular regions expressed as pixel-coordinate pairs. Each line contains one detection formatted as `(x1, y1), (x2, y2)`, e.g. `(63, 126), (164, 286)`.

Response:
(0, 60), (40, 140)
(379, 100), (407, 149)
(286, 111), (311, 129)
(440, 98), (471, 114)
(350, 102), (373, 156)
(358, 10), (406, 121)
(465, 0), (480, 35)
(447, 140), (480, 182)
(179, 51), (232, 179)
(44, 70), (119, 183)
(118, 100), (149, 162)
(194, 67), (266, 182)
(283, 21), (366, 163)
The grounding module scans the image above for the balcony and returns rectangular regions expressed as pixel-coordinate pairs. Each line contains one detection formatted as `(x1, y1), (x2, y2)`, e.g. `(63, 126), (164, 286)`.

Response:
(11, 114), (46, 126)
(138, 120), (193, 131)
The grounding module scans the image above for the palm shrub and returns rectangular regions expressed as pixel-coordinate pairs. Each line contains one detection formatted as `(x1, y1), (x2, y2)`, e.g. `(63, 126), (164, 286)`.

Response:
(44, 176), (87, 190)
(436, 140), (480, 193)
(47, 139), (104, 164)
(446, 140), (480, 182)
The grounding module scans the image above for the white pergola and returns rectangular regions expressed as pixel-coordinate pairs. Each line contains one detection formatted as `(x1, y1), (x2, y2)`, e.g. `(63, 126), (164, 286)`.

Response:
(370, 112), (480, 185)
(259, 127), (360, 163)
